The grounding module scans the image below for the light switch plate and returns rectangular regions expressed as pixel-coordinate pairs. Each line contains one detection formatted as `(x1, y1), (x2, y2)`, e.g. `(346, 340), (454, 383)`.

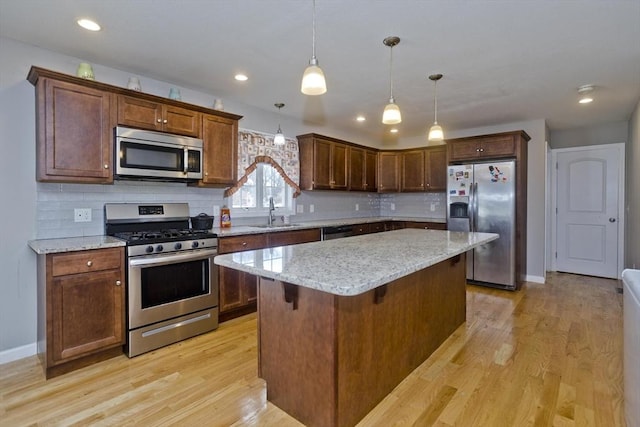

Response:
(310, 204), (315, 213)
(355, 203), (359, 211)
(297, 204), (304, 213)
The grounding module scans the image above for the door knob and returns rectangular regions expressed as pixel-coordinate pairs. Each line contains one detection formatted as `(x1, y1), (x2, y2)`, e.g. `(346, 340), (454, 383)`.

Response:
(609, 218), (616, 223)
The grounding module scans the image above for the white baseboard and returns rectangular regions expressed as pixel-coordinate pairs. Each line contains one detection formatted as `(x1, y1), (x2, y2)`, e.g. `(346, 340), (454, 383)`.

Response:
(0, 342), (37, 365)
(524, 274), (546, 284)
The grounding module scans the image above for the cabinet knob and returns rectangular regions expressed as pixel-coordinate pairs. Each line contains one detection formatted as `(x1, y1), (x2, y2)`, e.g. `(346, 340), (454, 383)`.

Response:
(104, 164), (109, 169)
(116, 280), (122, 286)
(157, 118), (162, 123)
(205, 172), (208, 176)
(242, 242), (247, 246)
(163, 119), (168, 124)
(87, 260), (93, 267)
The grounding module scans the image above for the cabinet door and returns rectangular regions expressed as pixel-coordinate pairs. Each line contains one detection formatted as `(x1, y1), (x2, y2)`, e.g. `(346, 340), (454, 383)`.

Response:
(365, 150), (378, 192)
(163, 105), (201, 137)
(447, 139), (480, 162)
(117, 95), (163, 132)
(348, 146), (366, 191)
(200, 113), (238, 186)
(50, 268), (124, 364)
(478, 134), (516, 158)
(425, 146), (446, 191)
(331, 143), (348, 190)
(219, 267), (247, 312)
(401, 149), (426, 192)
(352, 223), (370, 235)
(369, 222), (388, 233)
(38, 79), (114, 183)
(378, 152), (400, 192)
(312, 139), (333, 189)
(404, 221), (447, 230)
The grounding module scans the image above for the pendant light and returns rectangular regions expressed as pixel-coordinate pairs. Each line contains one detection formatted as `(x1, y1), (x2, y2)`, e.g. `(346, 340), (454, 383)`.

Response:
(382, 36), (401, 125)
(428, 73), (444, 142)
(301, 0), (327, 95)
(273, 103), (286, 145)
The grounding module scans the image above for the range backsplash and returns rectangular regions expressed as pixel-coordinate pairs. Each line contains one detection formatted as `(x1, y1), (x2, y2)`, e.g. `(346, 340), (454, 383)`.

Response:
(35, 181), (446, 239)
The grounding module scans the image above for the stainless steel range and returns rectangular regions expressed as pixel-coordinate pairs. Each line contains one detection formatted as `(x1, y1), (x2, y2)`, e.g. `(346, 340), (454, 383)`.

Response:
(105, 203), (218, 357)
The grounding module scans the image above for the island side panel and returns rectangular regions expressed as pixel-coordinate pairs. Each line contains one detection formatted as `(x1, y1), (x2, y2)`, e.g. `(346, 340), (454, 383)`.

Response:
(336, 254), (467, 427)
(258, 279), (339, 427)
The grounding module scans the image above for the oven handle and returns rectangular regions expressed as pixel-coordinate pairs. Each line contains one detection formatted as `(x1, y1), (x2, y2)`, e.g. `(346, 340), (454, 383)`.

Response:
(129, 248), (218, 267)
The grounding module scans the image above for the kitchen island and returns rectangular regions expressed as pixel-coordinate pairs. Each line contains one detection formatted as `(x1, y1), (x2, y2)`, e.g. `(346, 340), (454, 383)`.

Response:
(214, 229), (498, 427)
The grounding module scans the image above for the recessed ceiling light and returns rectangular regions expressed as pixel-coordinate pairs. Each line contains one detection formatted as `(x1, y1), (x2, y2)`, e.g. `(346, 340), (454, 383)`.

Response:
(578, 85), (594, 104)
(356, 115), (366, 122)
(390, 128), (399, 134)
(234, 74), (248, 81)
(77, 19), (101, 31)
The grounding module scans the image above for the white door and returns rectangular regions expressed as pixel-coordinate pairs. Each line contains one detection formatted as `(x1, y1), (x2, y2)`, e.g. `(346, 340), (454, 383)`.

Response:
(554, 145), (623, 278)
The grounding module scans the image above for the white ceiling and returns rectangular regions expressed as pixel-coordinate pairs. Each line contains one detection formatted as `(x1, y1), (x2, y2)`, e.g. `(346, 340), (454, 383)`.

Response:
(2, 0), (639, 143)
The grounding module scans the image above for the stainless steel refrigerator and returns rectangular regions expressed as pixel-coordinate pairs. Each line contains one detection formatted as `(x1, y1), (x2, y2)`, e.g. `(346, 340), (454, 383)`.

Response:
(447, 160), (516, 289)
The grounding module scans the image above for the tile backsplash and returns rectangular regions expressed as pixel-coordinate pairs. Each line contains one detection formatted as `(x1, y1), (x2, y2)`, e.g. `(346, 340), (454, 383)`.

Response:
(36, 181), (446, 239)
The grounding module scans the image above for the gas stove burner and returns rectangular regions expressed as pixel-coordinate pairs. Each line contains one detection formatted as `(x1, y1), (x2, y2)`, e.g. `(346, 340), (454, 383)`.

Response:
(114, 229), (217, 245)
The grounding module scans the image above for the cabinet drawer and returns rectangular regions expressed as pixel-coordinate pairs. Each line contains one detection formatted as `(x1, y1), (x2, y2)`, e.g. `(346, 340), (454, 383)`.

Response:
(51, 248), (123, 277)
(268, 229), (321, 247)
(218, 234), (268, 254)
(404, 221), (447, 230)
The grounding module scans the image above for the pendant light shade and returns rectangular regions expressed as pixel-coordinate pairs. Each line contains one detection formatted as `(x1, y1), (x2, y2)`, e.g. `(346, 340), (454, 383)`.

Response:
(301, 0), (327, 95)
(273, 103), (286, 145)
(382, 36), (401, 124)
(428, 73), (444, 142)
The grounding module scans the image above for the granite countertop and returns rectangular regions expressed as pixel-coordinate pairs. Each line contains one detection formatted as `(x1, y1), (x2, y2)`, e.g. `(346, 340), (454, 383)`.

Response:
(213, 216), (446, 237)
(214, 229), (498, 296)
(28, 235), (126, 255)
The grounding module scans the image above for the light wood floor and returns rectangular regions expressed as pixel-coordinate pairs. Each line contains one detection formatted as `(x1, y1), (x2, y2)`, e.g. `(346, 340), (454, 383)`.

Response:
(1, 272), (624, 426)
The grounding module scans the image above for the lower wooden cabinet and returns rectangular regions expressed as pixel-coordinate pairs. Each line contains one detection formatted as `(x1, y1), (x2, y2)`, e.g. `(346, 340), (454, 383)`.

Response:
(401, 221), (447, 230)
(218, 229), (321, 322)
(38, 247), (125, 378)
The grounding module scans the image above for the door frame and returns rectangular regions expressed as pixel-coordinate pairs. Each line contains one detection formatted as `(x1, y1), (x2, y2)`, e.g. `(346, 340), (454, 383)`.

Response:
(550, 143), (625, 278)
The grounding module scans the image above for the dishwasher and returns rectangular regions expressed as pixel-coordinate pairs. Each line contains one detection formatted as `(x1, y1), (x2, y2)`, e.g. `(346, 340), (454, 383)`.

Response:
(322, 225), (354, 240)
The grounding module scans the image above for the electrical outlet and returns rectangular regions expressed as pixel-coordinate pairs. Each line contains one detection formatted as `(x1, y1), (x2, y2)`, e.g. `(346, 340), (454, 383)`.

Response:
(391, 203), (396, 211)
(74, 208), (92, 222)
(355, 203), (359, 211)
(310, 204), (315, 213)
(297, 204), (304, 213)
(430, 203), (436, 212)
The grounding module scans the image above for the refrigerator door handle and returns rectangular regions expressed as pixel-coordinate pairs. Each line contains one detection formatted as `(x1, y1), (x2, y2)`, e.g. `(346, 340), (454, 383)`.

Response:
(472, 182), (479, 232)
(468, 181), (474, 232)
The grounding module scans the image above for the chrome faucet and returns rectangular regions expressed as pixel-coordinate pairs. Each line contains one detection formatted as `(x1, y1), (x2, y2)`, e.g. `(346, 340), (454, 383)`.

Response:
(268, 197), (276, 226)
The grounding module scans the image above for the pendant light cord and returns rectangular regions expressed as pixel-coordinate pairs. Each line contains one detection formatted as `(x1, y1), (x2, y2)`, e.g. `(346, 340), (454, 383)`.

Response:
(312, 0), (317, 60)
(389, 45), (394, 101)
(433, 79), (438, 124)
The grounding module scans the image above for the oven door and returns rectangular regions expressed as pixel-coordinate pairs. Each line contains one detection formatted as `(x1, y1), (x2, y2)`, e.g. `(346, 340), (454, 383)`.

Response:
(128, 248), (218, 329)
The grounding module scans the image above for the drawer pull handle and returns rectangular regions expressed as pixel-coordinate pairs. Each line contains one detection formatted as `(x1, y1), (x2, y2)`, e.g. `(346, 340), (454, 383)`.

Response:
(242, 242), (247, 246)
(87, 260), (93, 267)
(116, 280), (122, 286)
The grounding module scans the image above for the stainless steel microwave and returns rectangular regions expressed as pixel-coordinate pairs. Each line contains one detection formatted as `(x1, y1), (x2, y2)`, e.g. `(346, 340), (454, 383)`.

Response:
(115, 126), (203, 181)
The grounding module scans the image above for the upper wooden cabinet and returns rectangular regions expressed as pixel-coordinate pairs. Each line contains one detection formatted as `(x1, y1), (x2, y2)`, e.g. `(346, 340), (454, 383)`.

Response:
(348, 147), (378, 192)
(196, 113), (238, 186)
(117, 95), (201, 137)
(378, 151), (401, 192)
(425, 146), (447, 191)
(446, 131), (529, 163)
(28, 66), (242, 185)
(400, 146), (447, 192)
(401, 149), (426, 191)
(298, 134), (348, 190)
(31, 76), (115, 183)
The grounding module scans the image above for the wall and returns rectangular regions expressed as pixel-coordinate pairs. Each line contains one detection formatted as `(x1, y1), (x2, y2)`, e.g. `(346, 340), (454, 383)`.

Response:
(549, 121), (629, 149)
(627, 99), (640, 268)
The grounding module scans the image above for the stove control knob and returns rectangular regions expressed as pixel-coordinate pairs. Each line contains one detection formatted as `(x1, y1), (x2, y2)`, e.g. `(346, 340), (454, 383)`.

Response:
(156, 245), (164, 252)
(146, 245), (154, 253)
(174, 242), (182, 250)
(192, 241), (199, 248)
